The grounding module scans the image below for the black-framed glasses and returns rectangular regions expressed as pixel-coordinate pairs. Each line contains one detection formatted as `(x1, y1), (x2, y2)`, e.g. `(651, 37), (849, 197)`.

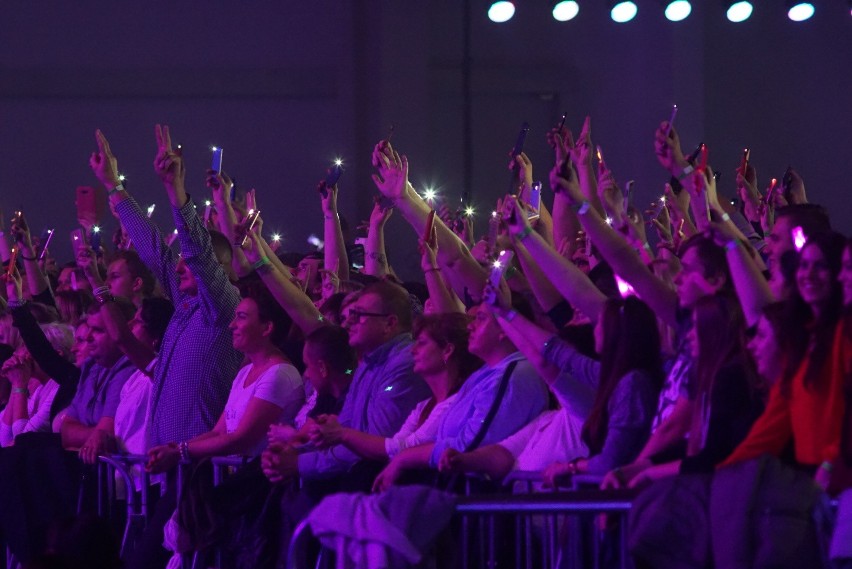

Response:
(345, 309), (390, 323)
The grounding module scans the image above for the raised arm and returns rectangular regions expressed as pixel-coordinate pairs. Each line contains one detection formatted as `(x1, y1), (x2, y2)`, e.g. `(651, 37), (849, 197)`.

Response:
(419, 226), (464, 314)
(90, 129), (181, 300)
(152, 125), (239, 322)
(364, 200), (394, 278)
(10, 213), (51, 299)
(209, 171), (253, 278)
(242, 232), (325, 335)
(707, 221), (774, 327)
(546, 126), (582, 252)
(6, 269), (79, 383)
(371, 142), (488, 302)
(320, 182), (350, 282)
(551, 162), (681, 328)
(569, 117), (604, 217)
(504, 195), (607, 323)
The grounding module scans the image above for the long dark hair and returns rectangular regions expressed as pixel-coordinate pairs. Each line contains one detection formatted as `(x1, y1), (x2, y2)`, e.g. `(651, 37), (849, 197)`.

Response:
(581, 297), (664, 455)
(780, 231), (845, 394)
(688, 293), (759, 455)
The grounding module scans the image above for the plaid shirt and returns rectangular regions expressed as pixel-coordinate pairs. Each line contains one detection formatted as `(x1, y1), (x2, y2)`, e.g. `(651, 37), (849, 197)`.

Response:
(116, 196), (242, 446)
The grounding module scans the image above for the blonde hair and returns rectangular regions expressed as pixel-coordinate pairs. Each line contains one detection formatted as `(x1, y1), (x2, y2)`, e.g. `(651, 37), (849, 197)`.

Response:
(39, 323), (75, 362)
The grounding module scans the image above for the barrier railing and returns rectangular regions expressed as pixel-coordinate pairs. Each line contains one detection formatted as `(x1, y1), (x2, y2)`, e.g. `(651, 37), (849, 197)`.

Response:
(287, 486), (636, 569)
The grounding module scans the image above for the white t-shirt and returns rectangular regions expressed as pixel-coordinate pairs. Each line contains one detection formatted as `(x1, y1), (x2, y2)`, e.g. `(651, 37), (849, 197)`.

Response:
(0, 379), (60, 447)
(384, 394), (458, 459)
(498, 409), (587, 473)
(223, 362), (304, 457)
(113, 360), (157, 455)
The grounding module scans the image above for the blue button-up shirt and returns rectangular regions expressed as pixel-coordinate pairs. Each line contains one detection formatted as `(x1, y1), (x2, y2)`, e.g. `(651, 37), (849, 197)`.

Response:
(298, 334), (430, 479)
(66, 356), (136, 426)
(429, 351), (548, 468)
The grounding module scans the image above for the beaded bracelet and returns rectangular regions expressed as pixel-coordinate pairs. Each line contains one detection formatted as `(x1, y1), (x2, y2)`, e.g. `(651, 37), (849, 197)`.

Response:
(178, 441), (190, 462)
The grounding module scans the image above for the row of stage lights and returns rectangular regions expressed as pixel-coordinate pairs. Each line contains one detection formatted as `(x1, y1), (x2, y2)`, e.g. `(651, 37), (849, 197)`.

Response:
(488, 1), (835, 24)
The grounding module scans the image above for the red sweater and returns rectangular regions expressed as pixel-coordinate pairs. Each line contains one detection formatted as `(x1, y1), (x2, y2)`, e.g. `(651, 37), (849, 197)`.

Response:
(721, 322), (848, 468)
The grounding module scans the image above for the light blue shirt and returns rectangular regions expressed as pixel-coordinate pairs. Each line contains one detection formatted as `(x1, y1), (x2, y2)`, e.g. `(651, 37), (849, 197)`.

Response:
(298, 334), (430, 479)
(544, 336), (658, 474)
(429, 352), (548, 468)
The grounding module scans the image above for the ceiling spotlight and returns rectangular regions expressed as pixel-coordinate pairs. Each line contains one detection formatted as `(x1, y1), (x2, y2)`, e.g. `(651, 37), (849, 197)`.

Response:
(611, 1), (638, 23)
(664, 0), (692, 22)
(552, 1), (580, 21)
(487, 1), (515, 23)
(726, 1), (753, 23)
(787, 2), (814, 21)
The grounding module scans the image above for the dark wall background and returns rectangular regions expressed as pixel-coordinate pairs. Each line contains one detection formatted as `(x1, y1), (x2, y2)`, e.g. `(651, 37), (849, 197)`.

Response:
(1, 1), (850, 280)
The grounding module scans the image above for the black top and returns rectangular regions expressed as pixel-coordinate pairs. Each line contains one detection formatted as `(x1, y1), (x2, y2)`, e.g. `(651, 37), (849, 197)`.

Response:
(10, 304), (79, 421)
(679, 361), (764, 474)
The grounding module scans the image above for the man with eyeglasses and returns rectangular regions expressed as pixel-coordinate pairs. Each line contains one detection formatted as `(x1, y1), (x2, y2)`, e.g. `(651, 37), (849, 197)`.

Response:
(263, 280), (430, 493)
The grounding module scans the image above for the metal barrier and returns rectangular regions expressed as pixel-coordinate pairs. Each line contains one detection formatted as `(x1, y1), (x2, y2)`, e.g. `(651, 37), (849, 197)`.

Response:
(96, 454), (155, 557)
(287, 485), (636, 569)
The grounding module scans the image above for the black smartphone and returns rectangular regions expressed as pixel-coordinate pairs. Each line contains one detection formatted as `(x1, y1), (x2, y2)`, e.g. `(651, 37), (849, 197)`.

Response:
(509, 122), (531, 195)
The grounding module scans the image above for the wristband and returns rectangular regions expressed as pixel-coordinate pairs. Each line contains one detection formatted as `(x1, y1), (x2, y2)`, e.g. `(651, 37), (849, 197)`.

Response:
(179, 441), (190, 462)
(820, 460), (833, 473)
(252, 256), (271, 270)
(7, 299), (25, 309)
(19, 252), (36, 261)
(677, 165), (694, 180)
(503, 309), (518, 322)
(12, 387), (29, 395)
(514, 226), (534, 241)
(725, 239), (741, 252)
(107, 183), (125, 196)
(571, 201), (591, 215)
(93, 285), (110, 297)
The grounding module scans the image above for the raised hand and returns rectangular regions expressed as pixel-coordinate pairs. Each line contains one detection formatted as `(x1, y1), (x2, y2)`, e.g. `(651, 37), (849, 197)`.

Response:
(597, 164), (624, 225)
(369, 198), (393, 228)
(75, 246), (104, 289)
(153, 124), (186, 195)
(549, 160), (583, 204)
(569, 116), (592, 167)
(206, 169), (233, 204)
(370, 141), (408, 201)
(319, 181), (338, 217)
(501, 194), (531, 238)
(4, 266), (23, 302)
(509, 152), (533, 193)
(10, 211), (34, 253)
(89, 130), (121, 189)
(418, 225), (439, 272)
(546, 124), (574, 165)
(736, 164), (762, 223)
(653, 120), (688, 175)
